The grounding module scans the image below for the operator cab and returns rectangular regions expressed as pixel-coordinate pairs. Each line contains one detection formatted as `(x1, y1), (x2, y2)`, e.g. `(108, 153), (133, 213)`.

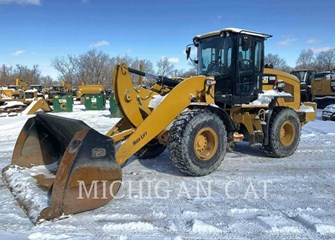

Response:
(187, 28), (272, 105)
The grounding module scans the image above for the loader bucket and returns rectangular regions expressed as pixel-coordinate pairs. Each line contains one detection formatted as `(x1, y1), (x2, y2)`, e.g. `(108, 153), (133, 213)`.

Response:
(2, 113), (122, 223)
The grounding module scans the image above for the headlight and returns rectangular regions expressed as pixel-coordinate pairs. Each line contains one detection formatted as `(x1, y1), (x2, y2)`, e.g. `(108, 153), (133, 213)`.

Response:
(205, 79), (216, 86)
(276, 80), (285, 92)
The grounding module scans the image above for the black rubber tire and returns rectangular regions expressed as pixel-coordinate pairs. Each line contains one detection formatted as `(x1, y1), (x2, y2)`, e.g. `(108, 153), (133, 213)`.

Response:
(262, 108), (301, 158)
(135, 139), (166, 159)
(168, 109), (227, 176)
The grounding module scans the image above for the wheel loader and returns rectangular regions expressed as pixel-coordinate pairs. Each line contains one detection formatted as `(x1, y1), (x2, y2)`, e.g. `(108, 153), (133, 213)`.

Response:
(311, 70), (335, 108)
(2, 28), (316, 223)
(290, 69), (316, 102)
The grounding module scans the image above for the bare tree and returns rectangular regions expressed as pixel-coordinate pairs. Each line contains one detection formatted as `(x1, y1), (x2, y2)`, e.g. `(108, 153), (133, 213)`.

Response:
(156, 57), (175, 77)
(265, 53), (289, 71)
(52, 55), (78, 85)
(39, 75), (55, 87)
(13, 64), (41, 85)
(128, 58), (156, 86)
(1, 64), (52, 87)
(52, 51), (156, 89)
(296, 49), (315, 69)
(314, 48), (335, 71)
(179, 69), (198, 78)
(0, 64), (13, 85)
(77, 49), (112, 86)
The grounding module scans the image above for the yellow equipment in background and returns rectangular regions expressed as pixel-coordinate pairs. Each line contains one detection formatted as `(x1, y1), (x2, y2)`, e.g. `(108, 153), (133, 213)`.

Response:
(45, 80), (71, 104)
(311, 71), (335, 108)
(24, 89), (38, 104)
(290, 69), (316, 102)
(1, 86), (24, 100)
(76, 83), (105, 98)
(16, 78), (28, 90)
(2, 28), (316, 223)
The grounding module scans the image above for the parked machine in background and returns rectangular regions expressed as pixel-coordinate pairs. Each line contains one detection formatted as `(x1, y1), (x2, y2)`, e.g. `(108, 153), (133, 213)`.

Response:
(29, 85), (44, 98)
(290, 69), (316, 102)
(77, 83), (106, 110)
(76, 83), (105, 99)
(311, 70), (335, 108)
(45, 80), (72, 104)
(23, 89), (38, 104)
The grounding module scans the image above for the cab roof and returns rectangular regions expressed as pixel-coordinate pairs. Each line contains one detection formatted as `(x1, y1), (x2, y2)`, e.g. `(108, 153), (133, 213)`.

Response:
(194, 27), (272, 40)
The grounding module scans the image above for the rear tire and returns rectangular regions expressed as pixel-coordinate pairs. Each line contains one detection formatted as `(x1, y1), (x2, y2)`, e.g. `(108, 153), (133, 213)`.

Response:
(262, 108), (301, 158)
(168, 109), (227, 176)
(135, 139), (166, 159)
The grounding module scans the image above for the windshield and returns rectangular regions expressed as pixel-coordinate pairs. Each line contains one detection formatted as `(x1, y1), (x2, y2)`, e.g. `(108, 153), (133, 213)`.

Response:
(197, 35), (233, 76)
(50, 86), (64, 92)
(291, 71), (308, 83)
(30, 85), (43, 92)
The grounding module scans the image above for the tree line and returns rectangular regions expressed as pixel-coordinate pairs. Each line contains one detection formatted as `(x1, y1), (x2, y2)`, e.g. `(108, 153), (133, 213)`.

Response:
(1, 48), (334, 88)
(51, 50), (197, 88)
(0, 64), (55, 87)
(265, 48), (335, 72)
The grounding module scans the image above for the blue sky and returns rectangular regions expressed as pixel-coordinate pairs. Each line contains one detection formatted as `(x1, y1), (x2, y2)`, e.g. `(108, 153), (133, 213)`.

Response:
(0, 0), (334, 79)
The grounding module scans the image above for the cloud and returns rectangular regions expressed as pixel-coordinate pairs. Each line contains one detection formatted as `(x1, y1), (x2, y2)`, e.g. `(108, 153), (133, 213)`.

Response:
(160, 56), (179, 64)
(311, 47), (332, 54)
(11, 49), (26, 56)
(167, 57), (179, 64)
(89, 40), (110, 48)
(278, 38), (297, 47)
(306, 38), (320, 44)
(0, 0), (40, 5)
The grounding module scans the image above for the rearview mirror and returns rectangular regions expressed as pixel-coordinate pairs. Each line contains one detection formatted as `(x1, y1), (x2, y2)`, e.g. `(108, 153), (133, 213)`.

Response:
(186, 46), (191, 60)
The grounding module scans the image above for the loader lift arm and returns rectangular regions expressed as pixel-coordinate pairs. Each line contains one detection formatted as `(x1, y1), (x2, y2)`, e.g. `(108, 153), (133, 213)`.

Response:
(109, 63), (215, 165)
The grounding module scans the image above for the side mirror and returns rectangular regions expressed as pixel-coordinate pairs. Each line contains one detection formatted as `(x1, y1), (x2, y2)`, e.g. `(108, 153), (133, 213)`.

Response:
(186, 46), (191, 60)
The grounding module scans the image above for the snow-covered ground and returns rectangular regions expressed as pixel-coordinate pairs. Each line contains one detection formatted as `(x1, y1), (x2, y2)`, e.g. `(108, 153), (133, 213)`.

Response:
(0, 103), (335, 240)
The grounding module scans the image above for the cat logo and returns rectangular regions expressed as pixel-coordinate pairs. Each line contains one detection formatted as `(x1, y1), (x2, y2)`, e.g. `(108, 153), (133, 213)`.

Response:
(91, 148), (106, 158)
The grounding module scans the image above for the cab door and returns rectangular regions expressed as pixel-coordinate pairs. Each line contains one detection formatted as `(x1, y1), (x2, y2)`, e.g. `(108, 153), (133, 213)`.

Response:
(237, 35), (264, 104)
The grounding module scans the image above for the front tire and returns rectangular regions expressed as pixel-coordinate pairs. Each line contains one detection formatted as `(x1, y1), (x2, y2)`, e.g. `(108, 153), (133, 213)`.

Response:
(168, 109), (227, 176)
(262, 108), (301, 158)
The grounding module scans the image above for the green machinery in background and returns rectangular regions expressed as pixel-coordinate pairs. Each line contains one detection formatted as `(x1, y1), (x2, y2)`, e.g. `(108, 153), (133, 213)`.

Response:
(84, 92), (106, 110)
(52, 94), (73, 112)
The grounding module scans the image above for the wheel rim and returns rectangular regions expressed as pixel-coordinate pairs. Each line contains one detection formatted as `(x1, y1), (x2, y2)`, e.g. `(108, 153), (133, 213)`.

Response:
(279, 120), (295, 147)
(194, 127), (218, 161)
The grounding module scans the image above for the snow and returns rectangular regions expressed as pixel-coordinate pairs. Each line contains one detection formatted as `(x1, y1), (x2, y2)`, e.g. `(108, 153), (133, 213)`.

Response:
(2, 165), (50, 222)
(25, 89), (37, 93)
(0, 104), (335, 239)
(103, 222), (156, 232)
(298, 104), (315, 113)
(249, 89), (292, 105)
(191, 219), (222, 234)
(28, 232), (72, 240)
(148, 95), (165, 109)
(0, 101), (26, 109)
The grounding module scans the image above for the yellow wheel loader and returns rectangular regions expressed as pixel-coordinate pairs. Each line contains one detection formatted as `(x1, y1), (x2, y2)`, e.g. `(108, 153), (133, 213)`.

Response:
(311, 71), (335, 108)
(290, 69), (316, 102)
(2, 28), (316, 223)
